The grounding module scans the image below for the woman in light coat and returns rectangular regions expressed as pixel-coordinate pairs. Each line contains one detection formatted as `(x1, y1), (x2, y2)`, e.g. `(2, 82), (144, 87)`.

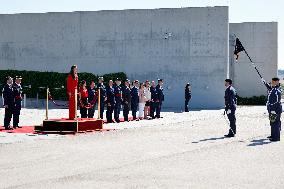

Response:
(138, 83), (147, 119)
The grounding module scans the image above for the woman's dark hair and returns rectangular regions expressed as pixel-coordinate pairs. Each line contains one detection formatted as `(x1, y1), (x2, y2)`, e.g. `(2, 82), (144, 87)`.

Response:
(80, 80), (86, 88)
(139, 83), (145, 89)
(69, 65), (77, 79)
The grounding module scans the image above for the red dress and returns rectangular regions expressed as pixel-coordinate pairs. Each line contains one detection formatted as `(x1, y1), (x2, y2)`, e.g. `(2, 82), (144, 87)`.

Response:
(79, 87), (88, 107)
(67, 74), (78, 119)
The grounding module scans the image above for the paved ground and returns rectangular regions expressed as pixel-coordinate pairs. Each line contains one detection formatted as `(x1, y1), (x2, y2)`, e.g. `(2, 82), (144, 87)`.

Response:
(0, 106), (283, 189)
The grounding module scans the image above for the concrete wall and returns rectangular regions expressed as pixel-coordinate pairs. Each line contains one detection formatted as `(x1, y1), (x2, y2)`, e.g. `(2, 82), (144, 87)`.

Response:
(229, 22), (278, 97)
(0, 7), (229, 109)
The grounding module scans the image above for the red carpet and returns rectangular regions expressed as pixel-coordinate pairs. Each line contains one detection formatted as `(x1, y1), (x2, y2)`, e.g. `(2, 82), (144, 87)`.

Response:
(0, 117), (135, 134)
(0, 126), (35, 133)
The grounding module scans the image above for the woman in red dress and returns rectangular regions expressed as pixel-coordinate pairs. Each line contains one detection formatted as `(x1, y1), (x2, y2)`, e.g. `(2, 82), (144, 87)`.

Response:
(67, 65), (78, 120)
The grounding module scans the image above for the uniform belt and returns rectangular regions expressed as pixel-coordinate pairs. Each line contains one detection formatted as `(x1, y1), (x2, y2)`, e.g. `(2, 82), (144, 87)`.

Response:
(15, 96), (22, 100)
(115, 94), (122, 97)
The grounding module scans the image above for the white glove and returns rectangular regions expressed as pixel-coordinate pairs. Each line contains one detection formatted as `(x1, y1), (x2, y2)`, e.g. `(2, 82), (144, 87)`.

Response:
(227, 109), (231, 114)
(271, 111), (276, 114)
(261, 78), (266, 84)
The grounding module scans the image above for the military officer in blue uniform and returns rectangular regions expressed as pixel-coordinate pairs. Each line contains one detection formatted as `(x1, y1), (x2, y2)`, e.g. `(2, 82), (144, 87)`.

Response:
(122, 79), (131, 122)
(97, 77), (106, 119)
(13, 76), (23, 128)
(185, 83), (192, 112)
(150, 81), (158, 119)
(266, 77), (282, 142)
(114, 78), (122, 123)
(131, 80), (139, 121)
(106, 80), (116, 123)
(224, 79), (237, 138)
(2, 76), (14, 130)
(156, 79), (164, 118)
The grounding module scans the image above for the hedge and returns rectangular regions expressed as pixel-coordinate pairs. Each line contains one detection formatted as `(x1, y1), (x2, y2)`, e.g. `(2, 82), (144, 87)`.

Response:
(236, 95), (267, 105)
(0, 70), (127, 100)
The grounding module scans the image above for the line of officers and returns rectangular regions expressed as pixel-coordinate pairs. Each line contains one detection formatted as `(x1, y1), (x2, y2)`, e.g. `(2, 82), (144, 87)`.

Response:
(2, 76), (23, 130)
(78, 77), (165, 123)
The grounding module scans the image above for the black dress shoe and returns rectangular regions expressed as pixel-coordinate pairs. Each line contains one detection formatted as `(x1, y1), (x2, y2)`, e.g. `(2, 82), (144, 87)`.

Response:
(267, 136), (272, 139)
(115, 119), (120, 123)
(5, 127), (13, 130)
(269, 138), (280, 142)
(224, 134), (235, 138)
(16, 126), (22, 128)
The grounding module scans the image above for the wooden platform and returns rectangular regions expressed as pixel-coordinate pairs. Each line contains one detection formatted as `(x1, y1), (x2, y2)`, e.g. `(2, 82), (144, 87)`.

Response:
(35, 118), (104, 133)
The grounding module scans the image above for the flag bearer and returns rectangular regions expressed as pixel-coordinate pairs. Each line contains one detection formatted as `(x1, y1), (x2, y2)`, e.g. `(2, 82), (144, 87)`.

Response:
(267, 77), (282, 142)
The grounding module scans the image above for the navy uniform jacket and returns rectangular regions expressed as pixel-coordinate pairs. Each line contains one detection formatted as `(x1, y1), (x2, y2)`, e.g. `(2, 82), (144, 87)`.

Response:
(224, 85), (237, 111)
(267, 86), (282, 114)
(131, 86), (139, 104)
(185, 88), (191, 100)
(3, 84), (14, 107)
(87, 87), (96, 103)
(156, 84), (164, 103)
(114, 84), (122, 104)
(122, 86), (131, 105)
(13, 83), (22, 110)
(97, 83), (106, 103)
(150, 86), (158, 102)
(106, 86), (115, 105)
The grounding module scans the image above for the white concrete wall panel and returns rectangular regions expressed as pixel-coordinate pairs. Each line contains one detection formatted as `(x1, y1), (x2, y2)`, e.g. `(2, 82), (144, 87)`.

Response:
(229, 22), (278, 97)
(0, 7), (229, 108)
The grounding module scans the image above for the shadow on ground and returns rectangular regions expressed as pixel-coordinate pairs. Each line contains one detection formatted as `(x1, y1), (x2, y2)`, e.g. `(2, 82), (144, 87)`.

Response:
(192, 136), (227, 143)
(247, 139), (271, 147)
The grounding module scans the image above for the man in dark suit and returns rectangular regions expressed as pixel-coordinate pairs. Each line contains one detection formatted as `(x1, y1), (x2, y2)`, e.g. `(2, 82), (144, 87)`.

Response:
(2, 76), (14, 130)
(106, 80), (116, 123)
(113, 78), (122, 123)
(156, 79), (164, 118)
(13, 76), (23, 129)
(87, 81), (96, 118)
(122, 79), (131, 122)
(266, 77), (282, 141)
(224, 79), (237, 138)
(150, 81), (158, 119)
(97, 77), (106, 119)
(131, 80), (139, 121)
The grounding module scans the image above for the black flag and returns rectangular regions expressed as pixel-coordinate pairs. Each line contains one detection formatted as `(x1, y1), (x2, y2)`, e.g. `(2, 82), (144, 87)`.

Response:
(234, 38), (245, 61)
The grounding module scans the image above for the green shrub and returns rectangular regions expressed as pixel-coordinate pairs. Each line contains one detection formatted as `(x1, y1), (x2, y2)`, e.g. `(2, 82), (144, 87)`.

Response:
(237, 95), (267, 105)
(0, 70), (127, 100)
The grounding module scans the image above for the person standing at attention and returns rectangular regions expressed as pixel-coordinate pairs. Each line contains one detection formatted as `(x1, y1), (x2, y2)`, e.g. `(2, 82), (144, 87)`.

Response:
(67, 65), (78, 120)
(87, 81), (96, 118)
(122, 79), (131, 122)
(185, 83), (192, 112)
(2, 76), (14, 130)
(106, 80), (116, 123)
(79, 80), (89, 118)
(144, 80), (152, 119)
(131, 80), (139, 121)
(224, 79), (237, 138)
(138, 83), (147, 119)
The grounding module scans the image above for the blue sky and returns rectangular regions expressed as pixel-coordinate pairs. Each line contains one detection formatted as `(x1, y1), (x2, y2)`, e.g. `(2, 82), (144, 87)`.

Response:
(0, 0), (283, 69)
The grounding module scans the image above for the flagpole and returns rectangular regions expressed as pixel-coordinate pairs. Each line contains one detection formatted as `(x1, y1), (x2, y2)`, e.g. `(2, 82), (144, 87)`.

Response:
(242, 48), (263, 79)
